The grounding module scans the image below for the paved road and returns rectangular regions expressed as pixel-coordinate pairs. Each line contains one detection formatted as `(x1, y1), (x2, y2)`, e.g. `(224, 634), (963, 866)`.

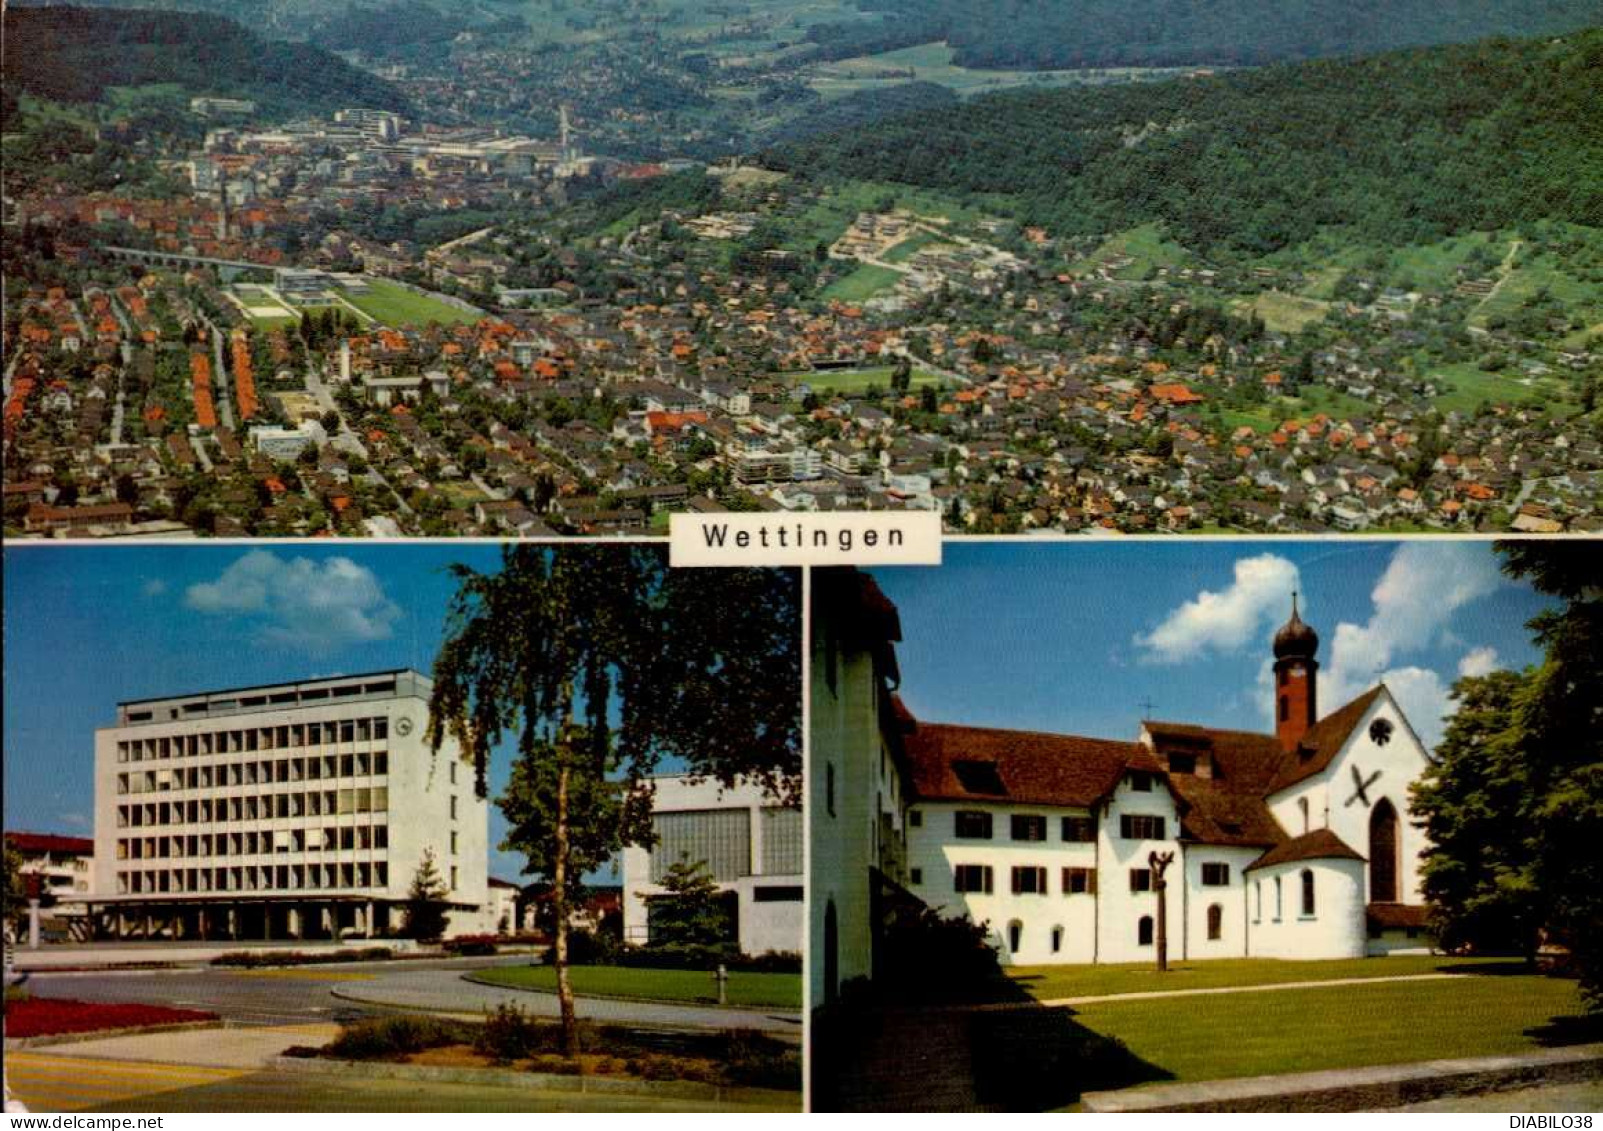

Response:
(24, 958), (801, 1036)
(332, 966), (802, 1036)
(24, 957), (509, 1027)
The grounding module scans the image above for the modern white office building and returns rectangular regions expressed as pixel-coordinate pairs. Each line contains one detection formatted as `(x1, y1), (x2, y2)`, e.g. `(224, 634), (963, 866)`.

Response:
(621, 775), (803, 958)
(89, 670), (489, 941)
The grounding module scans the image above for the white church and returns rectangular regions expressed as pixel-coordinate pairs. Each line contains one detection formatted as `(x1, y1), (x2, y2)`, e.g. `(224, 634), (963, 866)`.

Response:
(811, 573), (1434, 1005)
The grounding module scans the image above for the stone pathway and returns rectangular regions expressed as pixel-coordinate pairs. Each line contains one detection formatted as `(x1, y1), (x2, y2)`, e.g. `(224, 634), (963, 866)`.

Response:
(1042, 970), (1467, 1007)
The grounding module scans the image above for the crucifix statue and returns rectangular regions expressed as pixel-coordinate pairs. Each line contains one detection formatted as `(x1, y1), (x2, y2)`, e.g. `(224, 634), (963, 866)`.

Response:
(1150, 849), (1175, 973)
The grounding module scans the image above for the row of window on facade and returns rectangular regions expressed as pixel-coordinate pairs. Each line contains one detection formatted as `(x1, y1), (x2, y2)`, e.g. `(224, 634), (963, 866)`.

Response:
(943, 861), (1233, 895)
(116, 786), (395, 826)
(115, 751), (395, 795)
(114, 859), (402, 895)
(114, 822), (412, 861)
(942, 811), (1168, 842)
(647, 807), (803, 883)
(1001, 905), (1228, 955)
(116, 716), (393, 762)
(1254, 870), (1319, 922)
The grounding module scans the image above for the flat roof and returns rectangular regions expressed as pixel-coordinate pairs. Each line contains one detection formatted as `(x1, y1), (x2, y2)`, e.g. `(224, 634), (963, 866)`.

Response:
(117, 668), (427, 709)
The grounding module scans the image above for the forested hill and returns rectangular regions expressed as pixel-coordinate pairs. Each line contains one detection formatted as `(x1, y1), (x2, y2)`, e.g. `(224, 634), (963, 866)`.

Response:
(764, 30), (1603, 257)
(1, 5), (413, 118)
(804, 0), (1603, 69)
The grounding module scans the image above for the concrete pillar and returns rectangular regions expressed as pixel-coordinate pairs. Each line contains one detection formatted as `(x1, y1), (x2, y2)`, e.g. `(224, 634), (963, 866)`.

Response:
(288, 906), (303, 940)
(321, 905), (335, 940)
(228, 907), (239, 941)
(144, 913), (155, 940)
(364, 901), (374, 940)
(26, 901), (40, 951)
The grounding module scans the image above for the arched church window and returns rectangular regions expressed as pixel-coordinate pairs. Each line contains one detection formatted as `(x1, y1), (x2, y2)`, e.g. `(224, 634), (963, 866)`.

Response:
(1301, 869), (1316, 916)
(1207, 903), (1223, 940)
(1254, 880), (1262, 922)
(1007, 919), (1023, 954)
(1051, 925), (1063, 953)
(1274, 876), (1283, 920)
(1137, 915), (1153, 946)
(1298, 797), (1309, 834)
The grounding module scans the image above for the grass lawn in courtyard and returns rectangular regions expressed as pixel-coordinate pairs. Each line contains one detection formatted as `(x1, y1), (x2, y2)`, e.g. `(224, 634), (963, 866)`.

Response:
(469, 964), (802, 1010)
(1008, 953), (1512, 1001)
(343, 279), (481, 328)
(1067, 970), (1588, 1087)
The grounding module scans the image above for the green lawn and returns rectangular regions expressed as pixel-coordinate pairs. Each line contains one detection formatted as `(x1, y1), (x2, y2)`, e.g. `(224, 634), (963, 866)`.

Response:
(343, 279), (481, 328)
(1070, 971), (1587, 1086)
(1427, 360), (1559, 416)
(821, 264), (904, 303)
(881, 229), (947, 264)
(1009, 954), (1510, 1001)
(469, 964), (802, 1010)
(783, 366), (944, 395)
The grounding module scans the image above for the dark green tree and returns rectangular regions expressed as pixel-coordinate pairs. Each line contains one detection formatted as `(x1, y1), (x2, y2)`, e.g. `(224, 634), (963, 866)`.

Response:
(402, 848), (450, 942)
(645, 860), (735, 955)
(1412, 669), (1543, 961)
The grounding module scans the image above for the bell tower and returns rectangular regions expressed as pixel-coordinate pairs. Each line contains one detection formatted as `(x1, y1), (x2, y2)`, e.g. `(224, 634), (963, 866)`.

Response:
(1273, 592), (1319, 753)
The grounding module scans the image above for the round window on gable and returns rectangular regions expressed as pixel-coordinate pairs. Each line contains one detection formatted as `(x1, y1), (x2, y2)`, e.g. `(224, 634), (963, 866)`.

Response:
(1369, 718), (1394, 746)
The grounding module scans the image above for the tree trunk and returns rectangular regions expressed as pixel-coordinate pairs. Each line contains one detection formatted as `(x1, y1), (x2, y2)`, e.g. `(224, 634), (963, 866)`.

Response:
(553, 761), (579, 1059)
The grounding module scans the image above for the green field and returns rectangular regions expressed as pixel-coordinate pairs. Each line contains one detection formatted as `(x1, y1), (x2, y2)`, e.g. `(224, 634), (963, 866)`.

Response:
(1426, 360), (1570, 417)
(1009, 954), (1510, 1002)
(1238, 290), (1332, 333)
(810, 41), (1183, 100)
(822, 263), (904, 303)
(1075, 223), (1191, 280)
(1211, 384), (1377, 433)
(468, 964), (801, 1009)
(783, 366), (944, 395)
(1071, 971), (1587, 1087)
(881, 229), (947, 264)
(343, 280), (481, 328)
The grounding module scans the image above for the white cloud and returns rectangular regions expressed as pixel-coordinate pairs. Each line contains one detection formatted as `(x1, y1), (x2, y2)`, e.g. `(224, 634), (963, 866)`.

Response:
(142, 579), (167, 597)
(1457, 646), (1501, 679)
(1137, 553), (1299, 664)
(184, 550), (401, 653)
(1316, 543), (1504, 753)
(58, 812), (91, 832)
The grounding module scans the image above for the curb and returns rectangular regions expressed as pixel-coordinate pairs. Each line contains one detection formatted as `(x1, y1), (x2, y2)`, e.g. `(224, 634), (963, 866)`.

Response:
(1081, 1043), (1603, 1112)
(4, 1019), (228, 1049)
(326, 984), (803, 1036)
(460, 971), (800, 1013)
(267, 1054), (800, 1108)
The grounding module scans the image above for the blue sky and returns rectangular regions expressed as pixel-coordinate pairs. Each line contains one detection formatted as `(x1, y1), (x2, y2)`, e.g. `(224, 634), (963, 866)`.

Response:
(871, 540), (1553, 750)
(1, 543), (606, 883)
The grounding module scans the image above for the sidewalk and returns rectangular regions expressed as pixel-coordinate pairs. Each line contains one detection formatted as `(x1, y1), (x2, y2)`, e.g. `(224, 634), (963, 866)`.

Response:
(1081, 1042), (1603, 1112)
(6, 1022), (340, 1069)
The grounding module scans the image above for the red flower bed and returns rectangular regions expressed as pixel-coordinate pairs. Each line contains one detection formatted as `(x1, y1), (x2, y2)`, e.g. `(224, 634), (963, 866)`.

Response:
(5, 997), (218, 1038)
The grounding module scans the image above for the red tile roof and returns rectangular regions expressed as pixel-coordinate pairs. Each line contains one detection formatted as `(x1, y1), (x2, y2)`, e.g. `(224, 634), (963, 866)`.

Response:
(1367, 902), (1431, 929)
(6, 832), (93, 856)
(1268, 686), (1386, 794)
(905, 723), (1142, 808)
